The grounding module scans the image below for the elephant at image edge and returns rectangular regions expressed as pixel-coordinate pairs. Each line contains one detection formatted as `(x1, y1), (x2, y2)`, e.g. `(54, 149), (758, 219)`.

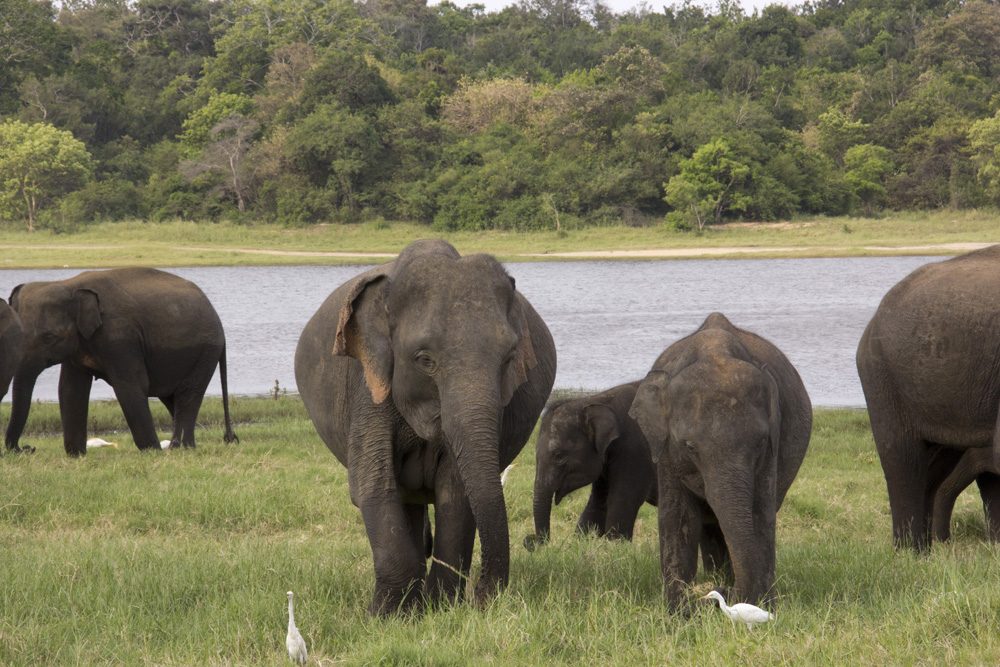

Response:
(294, 239), (556, 616)
(857, 244), (1000, 552)
(0, 300), (24, 401)
(526, 381), (657, 547)
(932, 447), (1000, 543)
(5, 267), (238, 455)
(629, 312), (812, 610)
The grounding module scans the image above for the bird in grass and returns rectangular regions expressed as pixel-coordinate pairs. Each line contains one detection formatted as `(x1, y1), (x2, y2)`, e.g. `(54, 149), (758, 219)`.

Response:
(501, 463), (517, 487)
(160, 439), (172, 449)
(286, 591), (307, 665)
(86, 438), (118, 449)
(698, 590), (774, 628)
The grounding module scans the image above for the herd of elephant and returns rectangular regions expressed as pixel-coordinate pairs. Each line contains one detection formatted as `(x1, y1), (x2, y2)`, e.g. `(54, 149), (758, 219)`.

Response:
(2, 239), (999, 618)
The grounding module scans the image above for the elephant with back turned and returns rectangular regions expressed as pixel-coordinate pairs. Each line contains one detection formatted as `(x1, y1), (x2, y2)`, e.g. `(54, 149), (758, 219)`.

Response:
(629, 313), (812, 610)
(857, 245), (1000, 552)
(295, 239), (556, 616)
(5, 268), (238, 455)
(526, 381), (656, 547)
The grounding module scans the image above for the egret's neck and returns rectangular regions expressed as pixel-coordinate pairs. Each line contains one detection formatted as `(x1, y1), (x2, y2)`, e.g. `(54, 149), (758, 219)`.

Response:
(288, 597), (295, 629)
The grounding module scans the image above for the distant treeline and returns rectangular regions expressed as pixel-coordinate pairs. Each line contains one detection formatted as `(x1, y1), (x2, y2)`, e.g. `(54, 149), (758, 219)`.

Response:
(1, 0), (997, 231)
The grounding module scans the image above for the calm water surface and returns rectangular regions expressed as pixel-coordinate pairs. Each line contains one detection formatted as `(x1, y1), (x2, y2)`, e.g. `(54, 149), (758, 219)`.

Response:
(0, 255), (945, 407)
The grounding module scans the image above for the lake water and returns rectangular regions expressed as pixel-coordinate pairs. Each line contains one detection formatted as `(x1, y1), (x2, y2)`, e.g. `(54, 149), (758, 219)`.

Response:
(0, 255), (946, 407)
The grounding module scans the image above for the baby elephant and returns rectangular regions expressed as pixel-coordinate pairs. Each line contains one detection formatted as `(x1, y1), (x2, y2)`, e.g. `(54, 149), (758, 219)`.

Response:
(932, 447), (1000, 543)
(629, 313), (812, 611)
(525, 381), (655, 549)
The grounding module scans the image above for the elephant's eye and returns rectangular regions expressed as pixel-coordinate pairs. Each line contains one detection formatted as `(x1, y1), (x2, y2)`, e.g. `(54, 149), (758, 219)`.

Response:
(413, 351), (437, 374)
(553, 451), (567, 464)
(41, 333), (60, 345)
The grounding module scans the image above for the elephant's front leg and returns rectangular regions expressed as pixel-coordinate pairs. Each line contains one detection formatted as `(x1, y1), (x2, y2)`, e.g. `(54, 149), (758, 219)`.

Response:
(59, 364), (93, 457)
(349, 416), (426, 616)
(577, 477), (609, 536)
(976, 472), (1000, 542)
(657, 472), (702, 612)
(107, 363), (161, 450)
(604, 475), (650, 540)
(425, 461), (476, 604)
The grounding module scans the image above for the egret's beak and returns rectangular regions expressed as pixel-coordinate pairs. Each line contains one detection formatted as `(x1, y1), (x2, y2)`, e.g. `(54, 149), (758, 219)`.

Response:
(697, 593), (711, 600)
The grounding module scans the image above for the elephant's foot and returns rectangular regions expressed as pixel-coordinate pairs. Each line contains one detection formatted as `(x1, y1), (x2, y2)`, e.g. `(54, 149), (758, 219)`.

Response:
(367, 581), (424, 617)
(523, 533), (548, 551)
(8, 444), (36, 455)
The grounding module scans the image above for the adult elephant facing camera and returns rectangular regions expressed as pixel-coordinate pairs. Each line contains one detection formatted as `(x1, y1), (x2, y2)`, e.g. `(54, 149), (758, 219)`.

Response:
(295, 239), (556, 616)
(5, 268), (238, 455)
(629, 313), (811, 611)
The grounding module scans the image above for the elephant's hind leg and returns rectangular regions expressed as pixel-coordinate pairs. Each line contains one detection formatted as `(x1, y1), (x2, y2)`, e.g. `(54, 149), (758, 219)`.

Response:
(170, 349), (218, 448)
(976, 472), (1000, 542)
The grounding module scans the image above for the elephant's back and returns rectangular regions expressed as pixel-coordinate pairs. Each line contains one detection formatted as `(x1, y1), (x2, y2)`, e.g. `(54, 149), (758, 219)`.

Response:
(861, 246), (1000, 443)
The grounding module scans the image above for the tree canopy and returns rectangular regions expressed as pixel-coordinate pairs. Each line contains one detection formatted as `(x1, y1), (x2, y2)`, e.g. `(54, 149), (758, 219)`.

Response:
(1, 0), (998, 229)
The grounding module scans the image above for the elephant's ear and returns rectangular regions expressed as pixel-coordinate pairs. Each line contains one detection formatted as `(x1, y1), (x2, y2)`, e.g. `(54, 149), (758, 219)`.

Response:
(74, 289), (102, 339)
(333, 273), (392, 404)
(8, 284), (23, 310)
(500, 287), (538, 406)
(584, 403), (620, 460)
(631, 372), (671, 464)
(761, 365), (781, 460)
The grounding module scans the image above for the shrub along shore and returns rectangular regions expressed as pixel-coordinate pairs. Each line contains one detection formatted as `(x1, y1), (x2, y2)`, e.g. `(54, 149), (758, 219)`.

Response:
(0, 210), (997, 269)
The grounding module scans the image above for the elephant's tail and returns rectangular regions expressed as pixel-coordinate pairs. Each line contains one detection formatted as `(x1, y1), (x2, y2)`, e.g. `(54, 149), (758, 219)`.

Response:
(220, 343), (239, 444)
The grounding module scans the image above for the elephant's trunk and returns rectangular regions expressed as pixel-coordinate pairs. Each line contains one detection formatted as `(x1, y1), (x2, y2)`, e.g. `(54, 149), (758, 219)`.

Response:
(5, 365), (40, 451)
(441, 379), (509, 605)
(528, 472), (553, 550)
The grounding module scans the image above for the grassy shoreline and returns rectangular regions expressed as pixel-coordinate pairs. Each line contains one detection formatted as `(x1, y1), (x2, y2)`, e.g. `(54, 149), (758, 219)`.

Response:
(1, 400), (999, 664)
(0, 209), (997, 269)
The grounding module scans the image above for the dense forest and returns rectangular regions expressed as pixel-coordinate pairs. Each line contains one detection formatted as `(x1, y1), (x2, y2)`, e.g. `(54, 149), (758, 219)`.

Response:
(1, 0), (999, 231)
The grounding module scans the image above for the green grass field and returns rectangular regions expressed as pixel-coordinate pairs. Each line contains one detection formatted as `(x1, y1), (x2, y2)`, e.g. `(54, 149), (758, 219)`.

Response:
(0, 209), (997, 269)
(1, 400), (998, 665)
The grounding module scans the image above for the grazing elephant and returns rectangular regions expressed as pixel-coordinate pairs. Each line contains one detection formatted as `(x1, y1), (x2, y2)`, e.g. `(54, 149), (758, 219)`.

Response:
(856, 245), (1000, 552)
(629, 313), (812, 610)
(0, 300), (24, 401)
(525, 381), (656, 547)
(932, 447), (1000, 543)
(5, 268), (238, 455)
(295, 239), (556, 616)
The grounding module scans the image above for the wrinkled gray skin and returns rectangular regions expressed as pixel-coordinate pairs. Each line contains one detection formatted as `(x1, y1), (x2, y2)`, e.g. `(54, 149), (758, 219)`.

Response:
(294, 240), (556, 616)
(857, 245), (1000, 552)
(526, 381), (656, 548)
(932, 447), (1000, 542)
(0, 300), (24, 403)
(5, 268), (237, 455)
(629, 313), (812, 611)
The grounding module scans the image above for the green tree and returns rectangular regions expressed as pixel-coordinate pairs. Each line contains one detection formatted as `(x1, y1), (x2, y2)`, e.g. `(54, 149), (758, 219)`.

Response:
(968, 110), (1000, 204)
(663, 136), (751, 230)
(843, 143), (892, 215)
(0, 120), (92, 231)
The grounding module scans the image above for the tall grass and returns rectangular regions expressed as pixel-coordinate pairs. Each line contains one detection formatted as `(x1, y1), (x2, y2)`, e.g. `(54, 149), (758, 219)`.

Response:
(1, 402), (998, 665)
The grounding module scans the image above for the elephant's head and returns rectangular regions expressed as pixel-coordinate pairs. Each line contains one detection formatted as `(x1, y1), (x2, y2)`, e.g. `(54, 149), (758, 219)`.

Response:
(5, 282), (102, 450)
(629, 357), (780, 496)
(527, 400), (619, 548)
(333, 242), (538, 600)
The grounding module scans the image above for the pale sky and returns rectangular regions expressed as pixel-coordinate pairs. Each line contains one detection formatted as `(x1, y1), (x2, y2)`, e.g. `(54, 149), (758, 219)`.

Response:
(441, 0), (797, 17)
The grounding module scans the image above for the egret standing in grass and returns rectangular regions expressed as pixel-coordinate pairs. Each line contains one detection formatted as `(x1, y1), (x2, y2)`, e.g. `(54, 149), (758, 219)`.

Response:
(698, 590), (774, 629)
(501, 463), (517, 487)
(286, 591), (307, 665)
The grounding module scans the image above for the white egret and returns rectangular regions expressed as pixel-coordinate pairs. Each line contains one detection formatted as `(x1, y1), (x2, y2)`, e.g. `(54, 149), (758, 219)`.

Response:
(160, 439), (172, 449)
(86, 438), (118, 448)
(286, 591), (307, 665)
(501, 463), (517, 487)
(698, 590), (774, 628)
